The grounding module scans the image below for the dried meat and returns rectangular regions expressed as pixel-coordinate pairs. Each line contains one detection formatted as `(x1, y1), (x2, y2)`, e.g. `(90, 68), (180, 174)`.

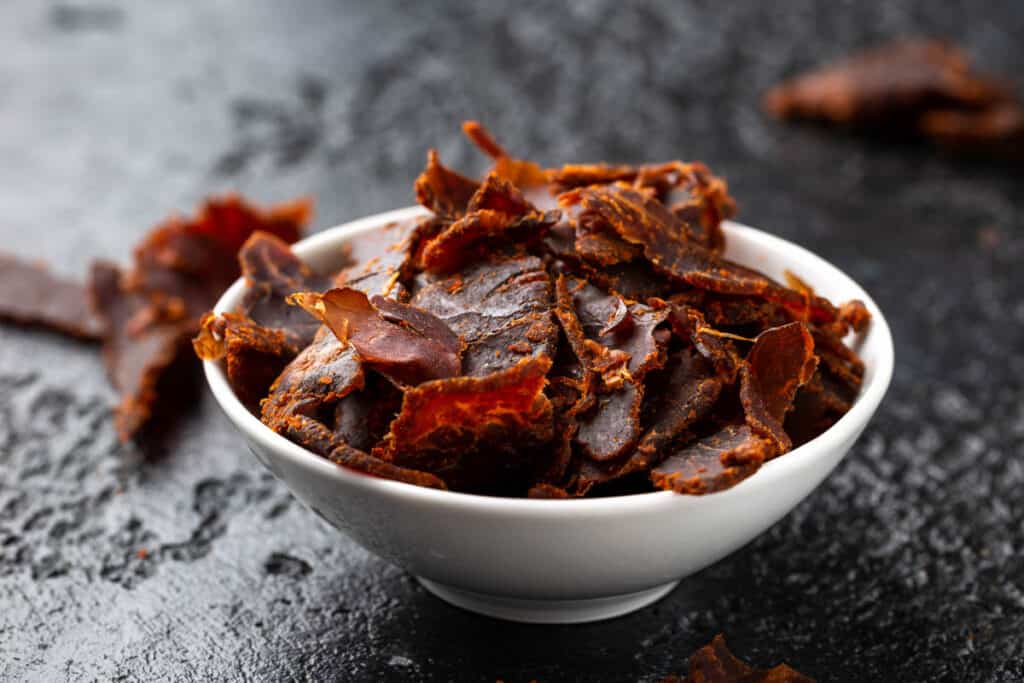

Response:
(663, 633), (814, 683)
(0, 252), (105, 339)
(651, 425), (771, 494)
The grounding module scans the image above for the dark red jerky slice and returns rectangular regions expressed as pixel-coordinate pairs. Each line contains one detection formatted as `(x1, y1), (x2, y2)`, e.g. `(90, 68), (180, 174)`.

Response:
(635, 349), (723, 463)
(129, 196), (310, 322)
(193, 311), (302, 409)
(671, 634), (815, 683)
(670, 305), (743, 385)
(291, 287), (461, 386)
(740, 323), (817, 455)
(411, 255), (557, 376)
(329, 443), (448, 490)
(332, 372), (404, 452)
(575, 380), (643, 462)
(550, 163), (640, 192)
(239, 232), (331, 345)
(784, 369), (850, 447)
(335, 216), (427, 302)
(660, 162), (735, 252)
(763, 39), (1009, 128)
(414, 149), (480, 219)
(277, 413), (345, 456)
(418, 208), (560, 275)
(377, 356), (554, 493)
(261, 326), (365, 426)
(89, 261), (188, 441)
(466, 172), (535, 216)
(0, 252), (105, 339)
(585, 260), (677, 302)
(575, 215), (645, 267)
(650, 425), (771, 494)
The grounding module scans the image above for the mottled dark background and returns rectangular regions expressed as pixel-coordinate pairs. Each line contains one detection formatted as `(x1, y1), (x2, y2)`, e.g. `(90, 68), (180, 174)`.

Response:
(1, 2), (1023, 681)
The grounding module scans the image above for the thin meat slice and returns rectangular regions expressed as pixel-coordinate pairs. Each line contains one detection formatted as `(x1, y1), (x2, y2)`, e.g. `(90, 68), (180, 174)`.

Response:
(411, 255), (558, 376)
(332, 372), (404, 452)
(329, 443), (448, 490)
(290, 287), (461, 386)
(193, 311), (302, 409)
(414, 149), (480, 219)
(575, 381), (644, 462)
(669, 633), (814, 683)
(376, 356), (554, 493)
(650, 425), (773, 495)
(418, 207), (559, 275)
(336, 215), (431, 301)
(461, 121), (553, 206)
(0, 252), (105, 339)
(669, 304), (744, 385)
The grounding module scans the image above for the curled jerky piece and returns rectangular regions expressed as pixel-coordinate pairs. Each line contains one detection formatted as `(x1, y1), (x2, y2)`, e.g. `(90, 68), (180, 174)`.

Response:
(660, 162), (736, 252)
(650, 425), (772, 495)
(419, 206), (559, 275)
(414, 149), (480, 218)
(665, 633), (814, 683)
(193, 311), (301, 408)
(763, 39), (1008, 127)
(412, 255), (558, 376)
(291, 287), (461, 386)
(239, 232), (331, 345)
(741, 323), (817, 454)
(377, 356), (554, 492)
(89, 261), (187, 441)
(0, 252), (105, 339)
(261, 326), (365, 428)
(329, 443), (448, 490)
(462, 121), (552, 203)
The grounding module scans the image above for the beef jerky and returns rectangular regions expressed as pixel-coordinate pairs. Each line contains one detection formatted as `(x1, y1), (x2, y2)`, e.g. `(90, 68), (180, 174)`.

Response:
(329, 443), (448, 491)
(414, 149), (480, 218)
(332, 371), (404, 452)
(89, 261), (188, 441)
(574, 212), (645, 267)
(377, 356), (554, 493)
(193, 311), (302, 408)
(261, 326), (365, 428)
(784, 369), (851, 447)
(239, 232), (331, 345)
(919, 102), (1024, 160)
(740, 323), (816, 454)
(550, 163), (640, 192)
(651, 425), (772, 494)
(575, 380), (644, 462)
(670, 305), (744, 385)
(762, 39), (1008, 128)
(660, 162), (735, 252)
(0, 252), (105, 339)
(418, 206), (560, 275)
(461, 120), (553, 206)
(411, 255), (558, 376)
(290, 287), (461, 386)
(336, 216), (427, 301)
(665, 633), (814, 683)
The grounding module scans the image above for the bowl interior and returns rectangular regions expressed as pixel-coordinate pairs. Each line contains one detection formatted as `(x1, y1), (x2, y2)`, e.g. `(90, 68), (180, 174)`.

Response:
(204, 207), (894, 510)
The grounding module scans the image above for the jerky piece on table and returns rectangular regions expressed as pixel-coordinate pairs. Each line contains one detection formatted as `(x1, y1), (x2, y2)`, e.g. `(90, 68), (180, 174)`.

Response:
(414, 149), (480, 219)
(336, 215), (429, 301)
(260, 326), (364, 447)
(740, 322), (817, 455)
(376, 356), (554, 494)
(762, 39), (1009, 128)
(411, 255), (558, 376)
(0, 252), (105, 339)
(290, 287), (461, 386)
(239, 232), (332, 345)
(661, 633), (814, 683)
(919, 102), (1024, 161)
(89, 261), (189, 441)
(193, 311), (302, 409)
(566, 184), (838, 323)
(650, 424), (773, 495)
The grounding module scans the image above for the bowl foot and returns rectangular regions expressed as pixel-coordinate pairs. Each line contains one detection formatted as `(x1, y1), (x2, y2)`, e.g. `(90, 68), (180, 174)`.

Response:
(416, 578), (679, 624)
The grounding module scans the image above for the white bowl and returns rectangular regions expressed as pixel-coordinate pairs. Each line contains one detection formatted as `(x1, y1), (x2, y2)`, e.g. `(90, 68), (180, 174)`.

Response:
(203, 207), (894, 624)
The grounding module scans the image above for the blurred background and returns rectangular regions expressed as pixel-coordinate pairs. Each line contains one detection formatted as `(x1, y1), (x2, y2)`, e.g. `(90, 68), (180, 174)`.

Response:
(1, 2), (1022, 681)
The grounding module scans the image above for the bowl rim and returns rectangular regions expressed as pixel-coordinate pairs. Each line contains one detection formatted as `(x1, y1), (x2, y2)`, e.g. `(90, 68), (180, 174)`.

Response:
(203, 206), (894, 516)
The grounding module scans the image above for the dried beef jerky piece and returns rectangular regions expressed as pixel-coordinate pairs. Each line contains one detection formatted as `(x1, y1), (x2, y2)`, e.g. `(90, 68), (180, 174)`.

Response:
(332, 371), (404, 452)
(377, 356), (554, 493)
(669, 634), (814, 683)
(337, 216), (427, 301)
(261, 326), (364, 427)
(414, 149), (480, 218)
(411, 255), (557, 376)
(838, 299), (871, 334)
(660, 162), (736, 252)
(585, 260), (677, 302)
(635, 349), (723, 462)
(466, 171), (535, 216)
(329, 443), (448, 490)
(239, 232), (331, 345)
(740, 323), (816, 455)
(669, 305), (743, 385)
(650, 425), (772, 494)
(461, 120), (553, 206)
(762, 39), (1009, 128)
(783, 369), (852, 447)
(919, 102), (1024, 160)
(291, 287), (461, 386)
(193, 311), (302, 408)
(574, 212), (645, 267)
(550, 163), (639, 191)
(575, 380), (644, 462)
(89, 261), (188, 441)
(129, 195), (310, 322)
(527, 483), (572, 499)
(277, 413), (346, 456)
(418, 206), (560, 275)
(0, 252), (105, 339)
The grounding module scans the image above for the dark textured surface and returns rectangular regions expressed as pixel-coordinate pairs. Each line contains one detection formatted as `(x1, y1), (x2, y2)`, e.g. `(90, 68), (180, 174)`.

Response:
(2, 2), (1023, 681)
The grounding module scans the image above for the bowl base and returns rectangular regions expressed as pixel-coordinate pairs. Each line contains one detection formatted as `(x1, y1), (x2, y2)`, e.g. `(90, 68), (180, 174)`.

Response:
(417, 578), (679, 624)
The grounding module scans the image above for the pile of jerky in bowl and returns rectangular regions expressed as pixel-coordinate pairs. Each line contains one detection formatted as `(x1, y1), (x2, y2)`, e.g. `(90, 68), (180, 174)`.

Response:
(195, 122), (871, 498)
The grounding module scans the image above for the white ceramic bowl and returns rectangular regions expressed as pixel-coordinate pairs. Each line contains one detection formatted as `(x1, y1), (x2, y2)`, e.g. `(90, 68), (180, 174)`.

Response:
(203, 207), (894, 624)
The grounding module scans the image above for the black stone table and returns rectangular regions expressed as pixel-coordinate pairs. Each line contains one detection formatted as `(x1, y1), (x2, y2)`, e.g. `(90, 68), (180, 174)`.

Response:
(2, 2), (1023, 680)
